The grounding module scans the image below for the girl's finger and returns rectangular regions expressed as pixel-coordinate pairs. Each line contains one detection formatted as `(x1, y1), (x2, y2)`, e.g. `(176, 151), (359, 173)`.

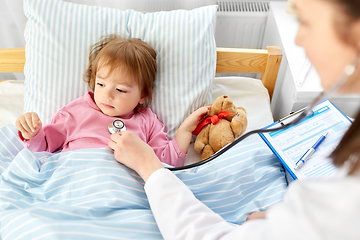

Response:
(25, 114), (36, 132)
(17, 122), (29, 135)
(32, 114), (40, 129)
(21, 118), (32, 133)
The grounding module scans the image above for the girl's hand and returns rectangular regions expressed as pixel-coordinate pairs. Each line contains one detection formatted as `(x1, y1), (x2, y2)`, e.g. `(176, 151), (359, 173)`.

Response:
(108, 131), (164, 182)
(175, 106), (210, 154)
(181, 106), (211, 133)
(15, 112), (42, 140)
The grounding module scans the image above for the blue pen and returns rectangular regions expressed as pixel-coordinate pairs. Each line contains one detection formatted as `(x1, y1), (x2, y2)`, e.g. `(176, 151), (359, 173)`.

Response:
(294, 132), (329, 171)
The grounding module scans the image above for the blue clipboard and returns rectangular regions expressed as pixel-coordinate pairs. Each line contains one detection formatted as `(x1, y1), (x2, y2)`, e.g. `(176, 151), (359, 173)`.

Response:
(259, 99), (352, 180)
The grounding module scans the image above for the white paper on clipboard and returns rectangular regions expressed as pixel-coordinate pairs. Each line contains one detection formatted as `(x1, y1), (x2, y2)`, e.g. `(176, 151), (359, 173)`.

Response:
(259, 99), (352, 180)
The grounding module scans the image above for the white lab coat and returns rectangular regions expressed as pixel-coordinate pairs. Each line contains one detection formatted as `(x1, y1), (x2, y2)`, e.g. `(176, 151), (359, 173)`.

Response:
(144, 168), (360, 240)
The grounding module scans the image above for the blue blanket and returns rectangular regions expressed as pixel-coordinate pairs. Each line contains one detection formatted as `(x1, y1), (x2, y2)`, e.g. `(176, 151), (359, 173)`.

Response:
(0, 125), (287, 239)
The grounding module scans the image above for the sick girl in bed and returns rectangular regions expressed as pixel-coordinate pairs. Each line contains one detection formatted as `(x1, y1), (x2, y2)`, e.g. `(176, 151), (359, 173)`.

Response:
(15, 35), (209, 168)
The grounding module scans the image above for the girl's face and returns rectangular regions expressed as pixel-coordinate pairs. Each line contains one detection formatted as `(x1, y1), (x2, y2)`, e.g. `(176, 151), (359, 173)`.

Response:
(294, 0), (360, 93)
(94, 65), (146, 117)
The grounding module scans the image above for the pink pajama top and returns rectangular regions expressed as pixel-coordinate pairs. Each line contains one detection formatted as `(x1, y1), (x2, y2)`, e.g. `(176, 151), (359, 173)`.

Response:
(19, 92), (186, 167)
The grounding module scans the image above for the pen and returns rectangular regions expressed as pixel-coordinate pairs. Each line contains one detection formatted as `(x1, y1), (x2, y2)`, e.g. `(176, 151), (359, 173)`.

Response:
(294, 132), (329, 171)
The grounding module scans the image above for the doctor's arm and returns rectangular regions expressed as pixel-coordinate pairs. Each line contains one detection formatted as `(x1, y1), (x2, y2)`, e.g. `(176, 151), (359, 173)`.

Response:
(108, 131), (268, 240)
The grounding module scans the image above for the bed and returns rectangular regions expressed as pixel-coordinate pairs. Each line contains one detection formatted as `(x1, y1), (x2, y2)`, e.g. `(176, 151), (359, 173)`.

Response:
(0, 1), (286, 239)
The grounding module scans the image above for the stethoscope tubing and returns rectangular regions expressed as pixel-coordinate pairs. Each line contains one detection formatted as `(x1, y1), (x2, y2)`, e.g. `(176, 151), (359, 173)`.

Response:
(167, 110), (308, 171)
(167, 57), (359, 171)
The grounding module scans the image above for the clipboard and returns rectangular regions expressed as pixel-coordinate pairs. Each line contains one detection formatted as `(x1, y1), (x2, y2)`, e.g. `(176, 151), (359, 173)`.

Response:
(259, 99), (352, 180)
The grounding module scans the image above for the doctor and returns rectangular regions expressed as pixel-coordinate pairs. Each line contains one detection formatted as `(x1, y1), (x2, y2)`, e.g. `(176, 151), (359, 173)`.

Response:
(108, 0), (360, 239)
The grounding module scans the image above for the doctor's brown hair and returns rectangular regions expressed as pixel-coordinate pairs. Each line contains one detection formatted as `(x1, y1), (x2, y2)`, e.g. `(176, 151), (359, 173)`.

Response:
(327, 0), (360, 174)
(84, 35), (157, 110)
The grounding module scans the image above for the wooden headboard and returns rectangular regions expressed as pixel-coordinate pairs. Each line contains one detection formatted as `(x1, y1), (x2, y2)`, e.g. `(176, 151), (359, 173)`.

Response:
(0, 46), (282, 99)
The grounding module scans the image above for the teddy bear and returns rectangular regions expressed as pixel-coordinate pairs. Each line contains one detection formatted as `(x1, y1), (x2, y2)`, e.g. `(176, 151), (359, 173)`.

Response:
(193, 95), (248, 161)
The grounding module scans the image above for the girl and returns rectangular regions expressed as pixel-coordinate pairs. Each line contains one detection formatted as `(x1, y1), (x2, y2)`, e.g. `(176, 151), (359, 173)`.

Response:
(109, 0), (360, 239)
(16, 35), (209, 168)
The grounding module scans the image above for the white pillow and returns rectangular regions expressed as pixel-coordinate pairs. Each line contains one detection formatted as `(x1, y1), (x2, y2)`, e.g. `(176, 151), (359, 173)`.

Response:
(23, 0), (217, 139)
(212, 76), (274, 132)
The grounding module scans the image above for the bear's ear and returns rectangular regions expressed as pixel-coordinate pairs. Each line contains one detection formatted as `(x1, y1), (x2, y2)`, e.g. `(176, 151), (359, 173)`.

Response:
(209, 96), (225, 116)
(220, 96), (237, 121)
(237, 106), (247, 114)
(222, 96), (235, 111)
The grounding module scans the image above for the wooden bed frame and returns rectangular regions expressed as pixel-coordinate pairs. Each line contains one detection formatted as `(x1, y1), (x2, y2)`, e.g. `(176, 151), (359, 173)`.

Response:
(0, 46), (282, 99)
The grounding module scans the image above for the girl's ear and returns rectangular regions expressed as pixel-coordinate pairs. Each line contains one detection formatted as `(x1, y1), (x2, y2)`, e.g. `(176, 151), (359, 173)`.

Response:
(139, 96), (147, 105)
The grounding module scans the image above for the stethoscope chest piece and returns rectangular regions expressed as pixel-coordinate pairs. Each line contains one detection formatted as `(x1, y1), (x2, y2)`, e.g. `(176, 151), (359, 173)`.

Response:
(108, 120), (126, 134)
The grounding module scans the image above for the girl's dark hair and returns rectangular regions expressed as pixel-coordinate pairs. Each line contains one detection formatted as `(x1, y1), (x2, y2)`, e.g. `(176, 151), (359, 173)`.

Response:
(327, 0), (360, 174)
(84, 35), (157, 111)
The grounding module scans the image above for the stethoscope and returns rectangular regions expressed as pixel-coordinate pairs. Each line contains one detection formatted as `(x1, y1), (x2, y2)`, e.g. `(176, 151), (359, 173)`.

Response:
(166, 58), (359, 171)
(108, 119), (126, 134)
(106, 59), (358, 172)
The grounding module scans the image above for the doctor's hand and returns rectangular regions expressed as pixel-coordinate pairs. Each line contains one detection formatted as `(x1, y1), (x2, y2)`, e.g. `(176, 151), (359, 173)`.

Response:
(108, 131), (164, 182)
(246, 211), (266, 221)
(15, 112), (42, 140)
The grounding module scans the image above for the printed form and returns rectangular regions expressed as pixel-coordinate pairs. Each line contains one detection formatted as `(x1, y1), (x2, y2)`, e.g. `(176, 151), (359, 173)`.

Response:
(260, 100), (352, 179)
